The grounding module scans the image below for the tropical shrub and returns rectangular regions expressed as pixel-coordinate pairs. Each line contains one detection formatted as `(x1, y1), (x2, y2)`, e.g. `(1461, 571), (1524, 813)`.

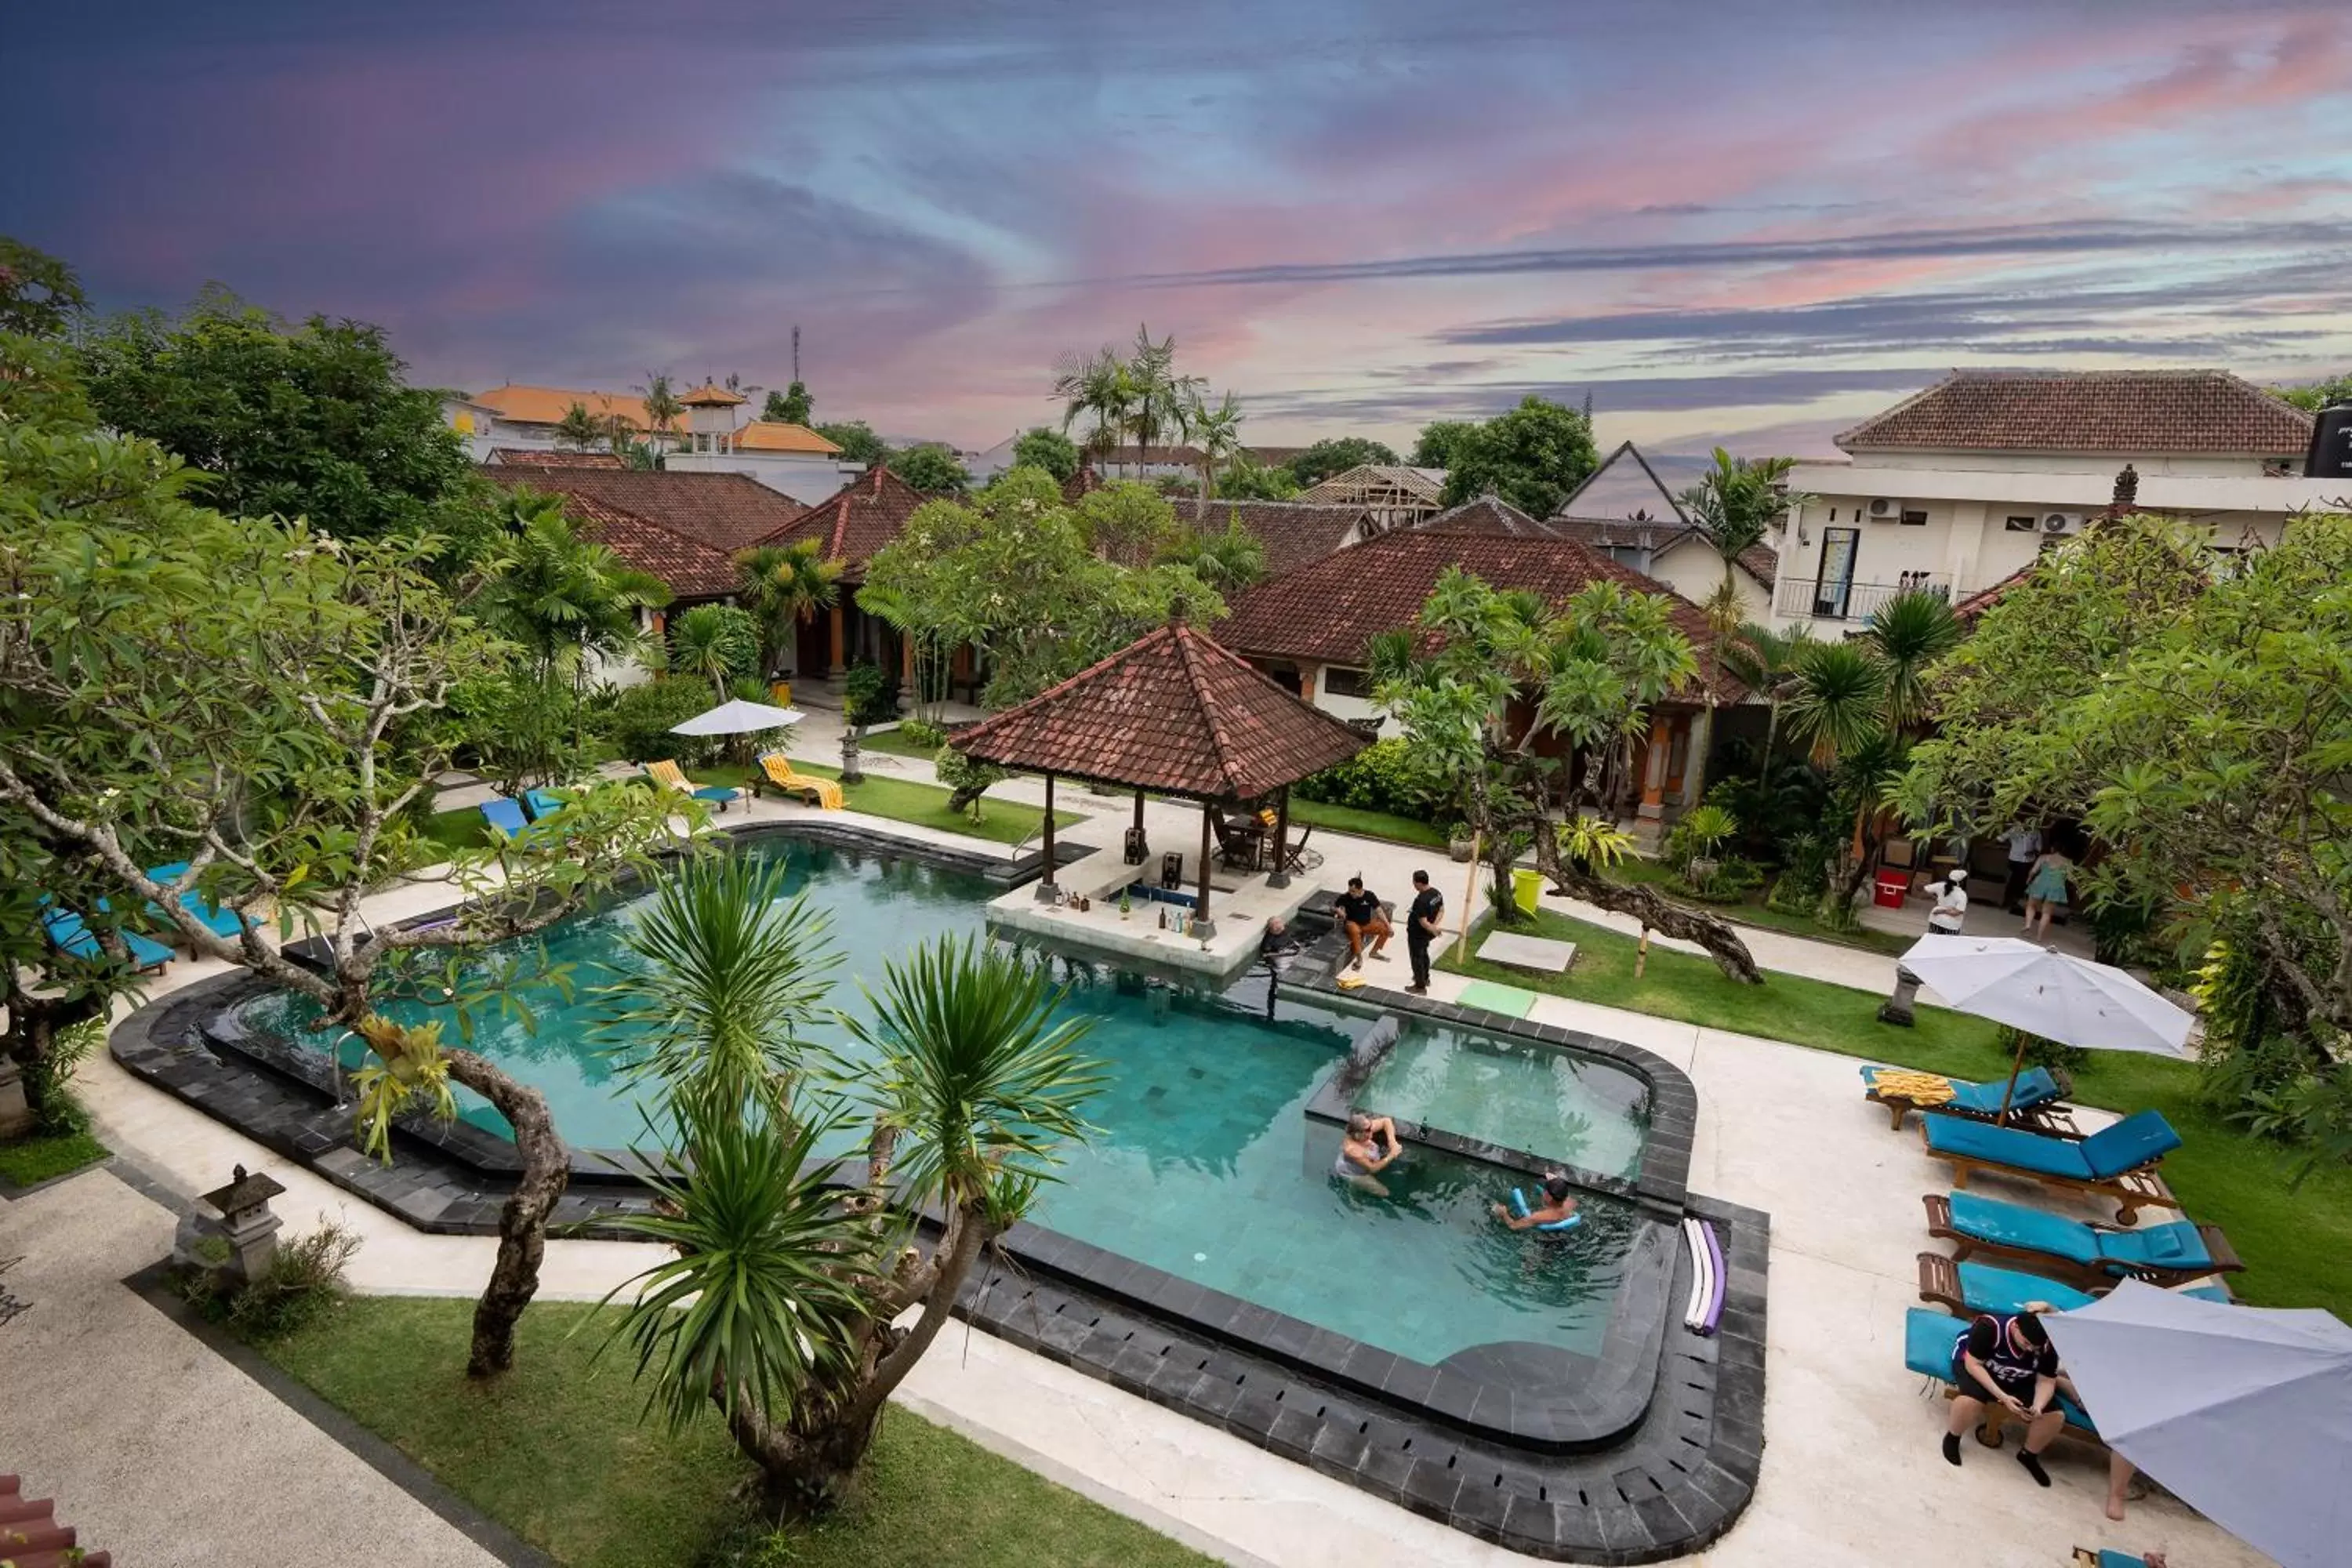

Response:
(226, 1218), (363, 1337)
(935, 744), (1010, 819)
(1661, 804), (1737, 873)
(604, 677), (720, 764)
(1291, 736), (1436, 818)
(896, 718), (947, 751)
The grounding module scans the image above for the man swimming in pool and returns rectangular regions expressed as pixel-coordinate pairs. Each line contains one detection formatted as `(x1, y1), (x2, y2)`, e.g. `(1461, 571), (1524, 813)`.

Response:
(1492, 1174), (1580, 1230)
(1333, 1111), (1403, 1195)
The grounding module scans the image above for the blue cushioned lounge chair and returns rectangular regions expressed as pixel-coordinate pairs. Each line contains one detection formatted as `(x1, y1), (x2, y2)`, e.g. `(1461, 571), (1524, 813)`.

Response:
(1901, 1306), (2097, 1446)
(40, 906), (172, 975)
(522, 788), (568, 822)
(1920, 1108), (2181, 1224)
(1915, 1252), (2232, 1316)
(143, 861), (247, 941)
(1860, 1063), (2073, 1131)
(478, 796), (532, 838)
(1922, 1190), (2240, 1290)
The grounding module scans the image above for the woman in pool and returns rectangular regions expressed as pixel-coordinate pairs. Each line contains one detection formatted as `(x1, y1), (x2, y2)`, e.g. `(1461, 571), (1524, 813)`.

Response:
(1333, 1112), (1403, 1195)
(1492, 1174), (1580, 1230)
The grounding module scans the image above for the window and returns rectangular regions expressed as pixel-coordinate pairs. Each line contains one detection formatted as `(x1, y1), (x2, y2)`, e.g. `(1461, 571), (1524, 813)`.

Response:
(1322, 666), (1374, 699)
(2004, 515), (2039, 532)
(1900, 510), (1929, 527)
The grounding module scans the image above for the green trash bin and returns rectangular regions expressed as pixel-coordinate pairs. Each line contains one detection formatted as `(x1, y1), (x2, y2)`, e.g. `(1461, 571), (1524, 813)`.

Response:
(1512, 866), (1542, 916)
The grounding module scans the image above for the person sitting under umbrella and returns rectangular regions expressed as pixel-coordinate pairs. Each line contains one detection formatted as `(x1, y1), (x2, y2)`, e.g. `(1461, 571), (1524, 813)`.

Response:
(1942, 1308), (2071, 1487)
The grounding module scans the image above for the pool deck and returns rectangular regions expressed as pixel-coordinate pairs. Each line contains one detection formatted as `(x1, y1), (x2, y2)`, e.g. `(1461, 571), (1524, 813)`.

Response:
(11, 783), (2274, 1568)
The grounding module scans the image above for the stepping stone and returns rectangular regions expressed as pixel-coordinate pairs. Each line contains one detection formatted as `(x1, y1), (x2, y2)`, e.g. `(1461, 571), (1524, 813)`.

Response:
(1475, 931), (1578, 972)
(1455, 978), (1540, 1018)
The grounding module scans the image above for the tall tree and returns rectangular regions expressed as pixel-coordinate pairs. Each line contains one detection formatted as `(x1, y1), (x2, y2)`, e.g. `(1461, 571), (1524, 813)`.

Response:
(637, 372), (684, 448)
(0, 236), (88, 337)
(669, 604), (763, 702)
(1287, 437), (1399, 488)
(1862, 589), (1962, 731)
(887, 443), (971, 496)
(600, 904), (1101, 1518)
(76, 287), (492, 553)
(0, 343), (683, 1375)
(764, 381), (814, 425)
(1212, 459), (1301, 500)
(553, 401), (605, 452)
(1716, 622), (1816, 782)
(1122, 323), (1195, 481)
(1371, 568), (1760, 979)
(1411, 419), (1476, 470)
(1679, 448), (1804, 595)
(1052, 345), (1134, 474)
(736, 541), (842, 680)
(815, 420), (889, 467)
(1154, 514), (1267, 590)
(1011, 425), (1081, 482)
(1179, 387), (1247, 515)
(1439, 396), (1599, 516)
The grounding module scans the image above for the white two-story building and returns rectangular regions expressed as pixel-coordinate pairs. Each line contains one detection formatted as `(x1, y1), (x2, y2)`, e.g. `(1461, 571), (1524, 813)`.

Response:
(1769, 369), (2343, 630)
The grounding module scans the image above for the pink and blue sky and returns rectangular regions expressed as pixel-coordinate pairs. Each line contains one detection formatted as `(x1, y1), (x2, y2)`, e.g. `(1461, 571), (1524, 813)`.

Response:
(8, 0), (2350, 457)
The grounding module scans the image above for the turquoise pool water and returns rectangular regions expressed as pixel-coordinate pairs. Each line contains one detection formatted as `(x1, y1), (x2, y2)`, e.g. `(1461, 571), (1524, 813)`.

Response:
(1363, 1023), (1650, 1179)
(240, 840), (1654, 1365)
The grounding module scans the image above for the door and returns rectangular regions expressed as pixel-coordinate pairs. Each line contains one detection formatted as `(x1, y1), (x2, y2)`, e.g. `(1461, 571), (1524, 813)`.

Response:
(1813, 528), (1859, 619)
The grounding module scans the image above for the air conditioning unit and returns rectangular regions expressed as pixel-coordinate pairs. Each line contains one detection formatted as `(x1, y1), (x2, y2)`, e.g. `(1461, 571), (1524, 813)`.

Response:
(1866, 497), (1901, 521)
(2041, 512), (2082, 535)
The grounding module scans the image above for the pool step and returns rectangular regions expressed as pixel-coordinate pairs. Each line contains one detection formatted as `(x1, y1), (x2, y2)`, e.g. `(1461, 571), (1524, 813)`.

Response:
(0, 1473), (113, 1567)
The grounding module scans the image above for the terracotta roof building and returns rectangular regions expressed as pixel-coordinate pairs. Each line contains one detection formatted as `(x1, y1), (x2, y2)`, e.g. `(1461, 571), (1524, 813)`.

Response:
(484, 468), (808, 555)
(953, 620), (1368, 924)
(1836, 369), (2313, 456)
(470, 383), (680, 437)
(757, 466), (932, 583)
(481, 474), (739, 603)
(448, 384), (848, 506)
(1156, 496), (1379, 578)
(1298, 463), (1450, 533)
(1413, 494), (1559, 538)
(487, 447), (625, 470)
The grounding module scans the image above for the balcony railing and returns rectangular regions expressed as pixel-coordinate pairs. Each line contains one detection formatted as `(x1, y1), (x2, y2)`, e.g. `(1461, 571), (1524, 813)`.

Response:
(1774, 575), (1951, 623)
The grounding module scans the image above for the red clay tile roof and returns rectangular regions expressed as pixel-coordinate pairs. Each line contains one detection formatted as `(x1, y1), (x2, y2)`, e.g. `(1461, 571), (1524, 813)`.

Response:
(1737, 543), (1778, 585)
(488, 446), (625, 469)
(1413, 495), (1562, 538)
(1836, 370), (2314, 456)
(1952, 561), (2038, 621)
(952, 622), (1370, 800)
(757, 466), (932, 579)
(485, 477), (739, 600)
(481, 468), (806, 554)
(1161, 496), (1376, 577)
(1219, 526), (1741, 702)
(1534, 517), (1779, 587)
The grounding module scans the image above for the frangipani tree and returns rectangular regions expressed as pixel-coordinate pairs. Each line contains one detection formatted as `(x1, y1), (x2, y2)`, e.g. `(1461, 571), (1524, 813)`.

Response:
(1373, 568), (1761, 981)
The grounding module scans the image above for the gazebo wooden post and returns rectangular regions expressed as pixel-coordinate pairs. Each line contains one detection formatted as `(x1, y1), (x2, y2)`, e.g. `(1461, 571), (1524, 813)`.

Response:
(1194, 801), (1216, 937)
(1035, 772), (1060, 902)
(1266, 786), (1293, 888)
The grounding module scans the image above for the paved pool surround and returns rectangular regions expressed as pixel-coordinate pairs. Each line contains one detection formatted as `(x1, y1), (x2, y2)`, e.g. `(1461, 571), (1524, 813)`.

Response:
(109, 821), (1764, 1563)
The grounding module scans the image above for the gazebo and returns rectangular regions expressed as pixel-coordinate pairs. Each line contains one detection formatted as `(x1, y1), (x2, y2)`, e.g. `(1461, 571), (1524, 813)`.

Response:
(950, 621), (1370, 935)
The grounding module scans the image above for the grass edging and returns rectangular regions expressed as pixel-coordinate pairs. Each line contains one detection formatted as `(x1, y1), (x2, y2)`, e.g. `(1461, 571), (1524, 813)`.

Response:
(1442, 904), (2352, 1316)
(0, 1128), (111, 1190)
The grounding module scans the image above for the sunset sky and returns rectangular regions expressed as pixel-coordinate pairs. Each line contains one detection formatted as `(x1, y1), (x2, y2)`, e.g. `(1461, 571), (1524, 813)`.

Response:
(8, 0), (2350, 458)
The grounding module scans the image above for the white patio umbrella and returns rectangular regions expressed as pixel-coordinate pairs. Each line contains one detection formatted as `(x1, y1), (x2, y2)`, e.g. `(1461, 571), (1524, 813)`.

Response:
(1896, 934), (2194, 1114)
(669, 698), (804, 736)
(2042, 1279), (2352, 1568)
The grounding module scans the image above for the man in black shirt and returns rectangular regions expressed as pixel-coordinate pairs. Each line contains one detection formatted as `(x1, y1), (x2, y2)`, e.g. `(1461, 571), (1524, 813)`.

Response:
(1331, 877), (1391, 969)
(1404, 870), (1444, 994)
(1943, 1309), (2068, 1487)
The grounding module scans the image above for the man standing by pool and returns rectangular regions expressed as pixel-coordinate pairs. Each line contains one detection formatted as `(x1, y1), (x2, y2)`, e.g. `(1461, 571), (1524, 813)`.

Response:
(1332, 877), (1391, 970)
(1404, 869), (1443, 995)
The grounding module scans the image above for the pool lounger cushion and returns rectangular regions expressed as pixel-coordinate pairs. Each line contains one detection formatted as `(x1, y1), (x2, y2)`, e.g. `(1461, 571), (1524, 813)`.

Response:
(1861, 1063), (2069, 1127)
(1915, 1252), (2233, 1316)
(1921, 1108), (2180, 1223)
(1922, 1190), (2240, 1289)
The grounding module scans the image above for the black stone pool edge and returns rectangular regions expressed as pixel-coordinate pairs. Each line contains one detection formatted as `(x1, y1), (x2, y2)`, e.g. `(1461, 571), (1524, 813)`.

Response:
(108, 821), (1765, 1563)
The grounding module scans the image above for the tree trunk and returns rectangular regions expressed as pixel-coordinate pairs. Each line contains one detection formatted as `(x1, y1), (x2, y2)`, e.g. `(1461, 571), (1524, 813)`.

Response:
(1486, 837), (1523, 926)
(445, 1047), (569, 1379)
(1534, 834), (1762, 984)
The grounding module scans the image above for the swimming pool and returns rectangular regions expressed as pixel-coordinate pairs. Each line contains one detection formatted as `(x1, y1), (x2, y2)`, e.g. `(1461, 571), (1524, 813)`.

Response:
(237, 838), (1661, 1367)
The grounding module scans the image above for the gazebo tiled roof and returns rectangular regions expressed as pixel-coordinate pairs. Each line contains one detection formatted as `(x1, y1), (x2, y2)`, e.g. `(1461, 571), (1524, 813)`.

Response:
(952, 621), (1369, 801)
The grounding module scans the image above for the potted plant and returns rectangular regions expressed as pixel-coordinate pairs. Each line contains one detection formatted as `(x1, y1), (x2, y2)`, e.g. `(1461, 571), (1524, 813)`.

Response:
(1676, 804), (1737, 895)
(1446, 821), (1476, 862)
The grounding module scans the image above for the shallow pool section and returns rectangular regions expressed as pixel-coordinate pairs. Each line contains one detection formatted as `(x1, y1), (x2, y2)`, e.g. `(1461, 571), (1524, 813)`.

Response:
(1357, 1020), (1651, 1179)
(237, 838), (1658, 1367)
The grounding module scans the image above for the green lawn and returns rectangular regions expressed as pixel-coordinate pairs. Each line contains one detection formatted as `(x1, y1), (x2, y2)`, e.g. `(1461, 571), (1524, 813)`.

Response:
(420, 805), (495, 854)
(257, 1297), (1214, 1568)
(0, 1129), (109, 1188)
(696, 761), (1081, 848)
(1443, 905), (2352, 1316)
(1287, 798), (1450, 849)
(1609, 856), (1913, 957)
(858, 727), (949, 760)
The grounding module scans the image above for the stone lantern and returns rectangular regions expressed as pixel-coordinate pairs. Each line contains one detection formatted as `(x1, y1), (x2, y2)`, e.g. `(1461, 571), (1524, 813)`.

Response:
(198, 1164), (287, 1286)
(1878, 964), (1923, 1027)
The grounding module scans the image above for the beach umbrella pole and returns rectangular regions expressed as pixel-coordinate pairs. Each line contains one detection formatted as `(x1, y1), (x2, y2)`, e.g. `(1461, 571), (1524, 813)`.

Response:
(1995, 1031), (2029, 1121)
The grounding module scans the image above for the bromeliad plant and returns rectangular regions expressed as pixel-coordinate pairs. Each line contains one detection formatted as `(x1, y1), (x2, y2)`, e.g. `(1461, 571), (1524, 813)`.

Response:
(596, 866), (1103, 1519)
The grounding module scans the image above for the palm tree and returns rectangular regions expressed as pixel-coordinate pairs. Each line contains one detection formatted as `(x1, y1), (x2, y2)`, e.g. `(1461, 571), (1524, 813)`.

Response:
(1051, 346), (1133, 474)
(735, 541), (842, 681)
(670, 604), (759, 702)
(600, 923), (1101, 1517)
(1680, 448), (1810, 595)
(1861, 589), (1961, 731)
(553, 401), (604, 452)
(1123, 324), (1194, 481)
(1784, 639), (1886, 767)
(1717, 621), (1815, 782)
(1180, 387), (1246, 518)
(476, 490), (670, 691)
(1154, 514), (1266, 590)
(637, 371), (684, 451)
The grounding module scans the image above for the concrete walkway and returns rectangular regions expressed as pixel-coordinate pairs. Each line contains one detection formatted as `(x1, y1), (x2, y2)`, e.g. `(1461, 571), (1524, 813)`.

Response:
(6, 791), (2270, 1568)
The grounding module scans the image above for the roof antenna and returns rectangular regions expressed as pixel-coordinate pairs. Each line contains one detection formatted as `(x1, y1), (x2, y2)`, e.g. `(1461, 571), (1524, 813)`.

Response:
(792, 325), (801, 385)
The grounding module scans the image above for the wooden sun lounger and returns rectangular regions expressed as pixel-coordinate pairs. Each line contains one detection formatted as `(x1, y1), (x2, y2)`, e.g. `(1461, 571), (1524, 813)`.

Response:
(1864, 1065), (2077, 1133)
(1918, 1109), (2178, 1225)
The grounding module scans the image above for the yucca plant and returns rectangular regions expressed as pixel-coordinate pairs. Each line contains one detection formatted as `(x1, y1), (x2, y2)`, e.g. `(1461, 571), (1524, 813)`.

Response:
(1786, 639), (1888, 765)
(1863, 589), (1961, 731)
